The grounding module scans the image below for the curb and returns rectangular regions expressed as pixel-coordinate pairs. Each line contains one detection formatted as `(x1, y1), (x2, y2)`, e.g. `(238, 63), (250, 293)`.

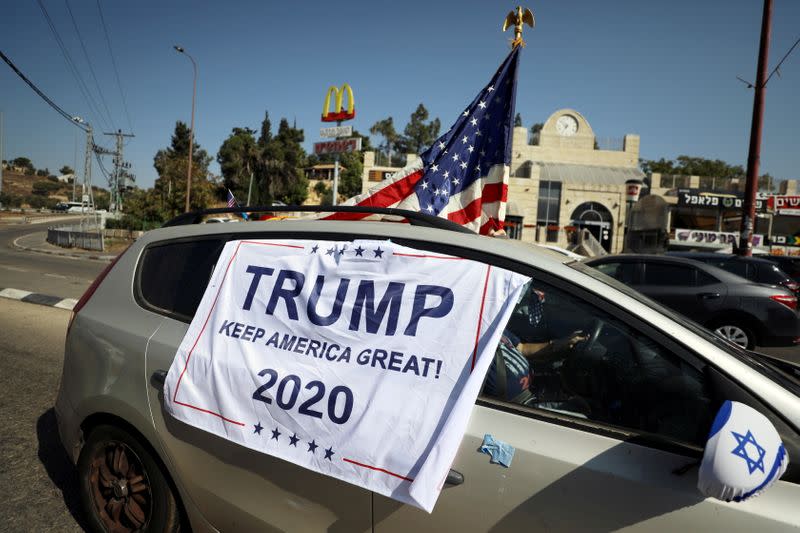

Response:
(12, 234), (115, 263)
(0, 288), (77, 311)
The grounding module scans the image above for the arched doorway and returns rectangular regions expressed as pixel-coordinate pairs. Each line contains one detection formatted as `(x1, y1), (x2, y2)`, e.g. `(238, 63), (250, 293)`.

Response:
(571, 202), (613, 251)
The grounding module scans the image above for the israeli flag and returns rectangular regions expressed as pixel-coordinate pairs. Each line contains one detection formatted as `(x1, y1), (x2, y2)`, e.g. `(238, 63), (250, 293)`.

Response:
(698, 400), (789, 502)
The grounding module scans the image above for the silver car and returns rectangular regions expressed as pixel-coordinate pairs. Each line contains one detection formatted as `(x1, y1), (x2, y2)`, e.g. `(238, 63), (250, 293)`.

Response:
(56, 214), (800, 531)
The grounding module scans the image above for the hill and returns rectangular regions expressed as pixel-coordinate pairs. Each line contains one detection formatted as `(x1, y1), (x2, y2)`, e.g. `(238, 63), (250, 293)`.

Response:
(0, 170), (109, 209)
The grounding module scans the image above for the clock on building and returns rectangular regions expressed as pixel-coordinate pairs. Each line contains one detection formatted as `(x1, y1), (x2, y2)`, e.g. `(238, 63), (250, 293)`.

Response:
(555, 114), (579, 136)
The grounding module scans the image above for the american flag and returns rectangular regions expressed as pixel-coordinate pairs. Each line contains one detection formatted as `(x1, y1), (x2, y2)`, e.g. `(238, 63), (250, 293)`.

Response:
(226, 189), (238, 208)
(226, 189), (249, 220)
(328, 47), (520, 234)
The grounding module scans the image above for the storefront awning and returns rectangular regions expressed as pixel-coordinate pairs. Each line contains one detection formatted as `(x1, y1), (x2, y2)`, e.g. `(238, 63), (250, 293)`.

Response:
(535, 162), (644, 186)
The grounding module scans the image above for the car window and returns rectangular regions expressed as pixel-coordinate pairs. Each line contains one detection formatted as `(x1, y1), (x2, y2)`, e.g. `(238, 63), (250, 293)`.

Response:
(482, 279), (715, 446)
(696, 269), (719, 286)
(714, 259), (749, 279)
(642, 262), (695, 286)
(759, 263), (791, 284)
(137, 238), (226, 321)
(592, 262), (636, 284)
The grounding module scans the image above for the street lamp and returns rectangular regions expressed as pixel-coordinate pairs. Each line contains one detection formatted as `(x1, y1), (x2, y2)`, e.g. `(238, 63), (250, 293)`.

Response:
(174, 45), (197, 213)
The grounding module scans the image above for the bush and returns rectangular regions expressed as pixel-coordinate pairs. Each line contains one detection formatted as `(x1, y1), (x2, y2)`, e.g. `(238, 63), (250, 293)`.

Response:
(32, 180), (61, 195)
(105, 216), (162, 231)
(0, 192), (23, 207)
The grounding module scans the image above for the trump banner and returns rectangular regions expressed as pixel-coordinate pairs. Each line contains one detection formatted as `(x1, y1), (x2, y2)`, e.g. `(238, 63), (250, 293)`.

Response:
(164, 238), (528, 512)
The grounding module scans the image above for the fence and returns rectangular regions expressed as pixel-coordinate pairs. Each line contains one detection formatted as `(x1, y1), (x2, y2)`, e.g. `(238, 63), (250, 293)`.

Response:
(47, 222), (105, 251)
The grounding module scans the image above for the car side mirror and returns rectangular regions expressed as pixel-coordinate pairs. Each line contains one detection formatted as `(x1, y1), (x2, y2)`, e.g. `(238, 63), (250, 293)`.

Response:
(698, 400), (789, 502)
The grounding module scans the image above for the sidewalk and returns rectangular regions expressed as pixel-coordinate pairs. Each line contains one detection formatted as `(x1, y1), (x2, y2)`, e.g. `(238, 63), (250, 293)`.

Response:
(13, 231), (118, 262)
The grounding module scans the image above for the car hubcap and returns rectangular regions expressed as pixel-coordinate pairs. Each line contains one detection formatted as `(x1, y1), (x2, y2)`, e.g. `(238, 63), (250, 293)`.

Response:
(715, 325), (749, 348)
(88, 441), (151, 532)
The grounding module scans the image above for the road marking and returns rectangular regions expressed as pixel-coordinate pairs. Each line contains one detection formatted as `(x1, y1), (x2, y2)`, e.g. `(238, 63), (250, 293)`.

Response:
(0, 288), (33, 299)
(0, 264), (29, 272)
(44, 273), (67, 279)
(54, 298), (78, 310)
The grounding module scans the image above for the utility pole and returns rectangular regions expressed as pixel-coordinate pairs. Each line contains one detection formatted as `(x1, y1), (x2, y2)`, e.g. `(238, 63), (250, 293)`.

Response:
(738, 0), (773, 256)
(82, 123), (95, 213)
(102, 129), (135, 213)
(0, 111), (4, 209)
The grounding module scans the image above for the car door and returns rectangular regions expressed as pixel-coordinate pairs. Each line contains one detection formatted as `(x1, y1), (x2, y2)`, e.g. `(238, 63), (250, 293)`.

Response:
(138, 236), (371, 532)
(634, 261), (705, 319)
(373, 263), (800, 531)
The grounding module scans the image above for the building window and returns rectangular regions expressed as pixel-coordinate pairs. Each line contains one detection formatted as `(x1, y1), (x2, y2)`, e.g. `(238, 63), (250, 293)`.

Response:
(504, 215), (524, 240)
(537, 181), (561, 242)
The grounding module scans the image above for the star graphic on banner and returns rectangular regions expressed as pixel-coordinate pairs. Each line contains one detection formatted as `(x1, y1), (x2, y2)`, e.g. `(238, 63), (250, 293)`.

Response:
(459, 161), (467, 170)
(478, 100), (487, 109)
(271, 428), (281, 441)
(426, 204), (434, 213)
(467, 145), (474, 153)
(431, 163), (439, 172)
(438, 141), (446, 150)
(487, 85), (495, 92)
(324, 447), (335, 461)
(373, 247), (384, 258)
(326, 247), (335, 256)
(289, 433), (300, 446)
(310, 245), (318, 254)
(451, 152), (459, 161)
(354, 246), (365, 257)
(307, 440), (318, 454)
(470, 117), (478, 126)
(731, 430), (766, 474)
(462, 135), (468, 144)
(421, 180), (429, 190)
(452, 177), (460, 186)
(253, 422), (263, 435)
(462, 110), (469, 117)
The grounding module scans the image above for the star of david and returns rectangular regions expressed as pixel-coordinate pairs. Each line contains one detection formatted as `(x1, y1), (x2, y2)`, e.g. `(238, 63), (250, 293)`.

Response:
(731, 430), (766, 475)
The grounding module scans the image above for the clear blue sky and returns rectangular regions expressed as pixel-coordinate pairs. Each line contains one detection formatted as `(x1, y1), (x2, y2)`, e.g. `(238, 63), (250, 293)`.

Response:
(2, 0), (799, 189)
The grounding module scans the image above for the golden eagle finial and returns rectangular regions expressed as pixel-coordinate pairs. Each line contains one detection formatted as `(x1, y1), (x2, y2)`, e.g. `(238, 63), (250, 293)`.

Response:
(503, 6), (535, 48)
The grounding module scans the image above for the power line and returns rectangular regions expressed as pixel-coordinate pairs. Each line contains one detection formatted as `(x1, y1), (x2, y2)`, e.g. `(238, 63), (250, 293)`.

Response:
(64, 0), (115, 128)
(96, 0), (133, 134)
(0, 49), (87, 131)
(35, 0), (111, 131)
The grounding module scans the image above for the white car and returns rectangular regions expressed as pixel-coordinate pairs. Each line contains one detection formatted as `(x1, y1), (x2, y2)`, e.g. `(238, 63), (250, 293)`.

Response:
(537, 243), (586, 261)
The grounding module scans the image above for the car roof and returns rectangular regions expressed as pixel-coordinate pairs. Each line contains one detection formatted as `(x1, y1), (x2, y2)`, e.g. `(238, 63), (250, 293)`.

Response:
(584, 253), (762, 285)
(668, 251), (779, 265)
(137, 218), (575, 271)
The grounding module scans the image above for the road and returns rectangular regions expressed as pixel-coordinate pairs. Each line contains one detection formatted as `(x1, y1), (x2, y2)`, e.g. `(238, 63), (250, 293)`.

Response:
(0, 220), (104, 299)
(0, 299), (84, 532)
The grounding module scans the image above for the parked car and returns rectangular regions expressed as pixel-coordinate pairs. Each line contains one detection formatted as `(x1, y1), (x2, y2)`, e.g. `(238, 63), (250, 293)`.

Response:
(765, 255), (800, 284)
(584, 254), (799, 350)
(56, 208), (800, 532)
(667, 251), (800, 296)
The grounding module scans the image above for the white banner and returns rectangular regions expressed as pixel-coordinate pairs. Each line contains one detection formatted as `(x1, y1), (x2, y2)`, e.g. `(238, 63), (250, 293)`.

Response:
(164, 239), (528, 512)
(672, 228), (764, 249)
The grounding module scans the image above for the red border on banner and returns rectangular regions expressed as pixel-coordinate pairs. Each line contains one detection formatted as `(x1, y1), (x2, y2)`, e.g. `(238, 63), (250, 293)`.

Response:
(171, 241), (305, 426)
(343, 457), (414, 482)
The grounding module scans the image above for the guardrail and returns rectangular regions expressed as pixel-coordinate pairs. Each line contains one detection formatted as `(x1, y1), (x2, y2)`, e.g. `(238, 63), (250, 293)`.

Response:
(47, 222), (105, 251)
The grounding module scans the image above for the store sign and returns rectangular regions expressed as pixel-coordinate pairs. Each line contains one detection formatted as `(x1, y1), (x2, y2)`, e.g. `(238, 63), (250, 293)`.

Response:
(320, 125), (353, 138)
(677, 189), (767, 212)
(314, 138), (362, 155)
(770, 234), (800, 247)
(768, 196), (800, 216)
(322, 83), (356, 122)
(672, 228), (764, 249)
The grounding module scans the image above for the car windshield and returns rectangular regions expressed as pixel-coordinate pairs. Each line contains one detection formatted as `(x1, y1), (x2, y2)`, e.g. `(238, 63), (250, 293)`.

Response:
(570, 261), (800, 396)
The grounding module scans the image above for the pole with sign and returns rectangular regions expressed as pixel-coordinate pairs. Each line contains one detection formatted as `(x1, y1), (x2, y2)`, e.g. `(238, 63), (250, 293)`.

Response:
(319, 84), (357, 206)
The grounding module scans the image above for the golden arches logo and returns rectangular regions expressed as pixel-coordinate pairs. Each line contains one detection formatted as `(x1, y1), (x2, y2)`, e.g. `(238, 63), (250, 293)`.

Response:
(322, 84), (355, 122)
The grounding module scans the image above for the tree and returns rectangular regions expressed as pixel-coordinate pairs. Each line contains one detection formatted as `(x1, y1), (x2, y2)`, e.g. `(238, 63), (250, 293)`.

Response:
(530, 122), (543, 145)
(396, 104), (441, 155)
(152, 121), (215, 218)
(369, 117), (401, 166)
(217, 127), (258, 199)
(59, 165), (74, 175)
(250, 112), (309, 206)
(36, 168), (49, 177)
(514, 113), (522, 127)
(12, 157), (34, 173)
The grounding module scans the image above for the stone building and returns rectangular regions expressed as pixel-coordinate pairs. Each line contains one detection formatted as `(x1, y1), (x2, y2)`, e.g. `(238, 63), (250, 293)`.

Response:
(360, 109), (643, 252)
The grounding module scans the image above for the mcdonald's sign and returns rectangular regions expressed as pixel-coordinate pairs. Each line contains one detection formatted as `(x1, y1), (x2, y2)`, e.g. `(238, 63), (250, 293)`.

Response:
(322, 84), (355, 122)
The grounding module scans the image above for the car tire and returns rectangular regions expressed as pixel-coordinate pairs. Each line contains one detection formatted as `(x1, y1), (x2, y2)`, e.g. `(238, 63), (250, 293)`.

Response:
(77, 424), (181, 533)
(711, 321), (756, 350)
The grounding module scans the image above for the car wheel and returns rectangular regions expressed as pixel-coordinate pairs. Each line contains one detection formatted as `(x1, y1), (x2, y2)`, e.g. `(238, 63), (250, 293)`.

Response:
(712, 323), (755, 350)
(77, 424), (181, 533)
